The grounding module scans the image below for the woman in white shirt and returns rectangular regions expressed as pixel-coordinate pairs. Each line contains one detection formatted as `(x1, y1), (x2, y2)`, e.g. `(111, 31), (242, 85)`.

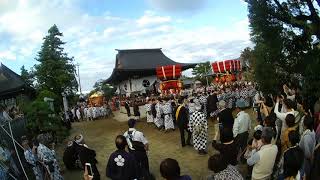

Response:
(274, 97), (299, 141)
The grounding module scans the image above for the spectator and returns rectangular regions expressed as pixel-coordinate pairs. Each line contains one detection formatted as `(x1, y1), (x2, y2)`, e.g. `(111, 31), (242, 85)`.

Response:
(63, 140), (80, 170)
(22, 139), (44, 180)
(106, 135), (137, 180)
(212, 128), (238, 166)
(244, 139), (254, 179)
(282, 114), (296, 153)
(252, 129), (263, 151)
(274, 97), (299, 141)
(75, 135), (100, 180)
(123, 119), (150, 179)
(160, 158), (191, 180)
(233, 100), (251, 153)
(299, 116), (316, 179)
(0, 163), (7, 180)
(35, 135), (63, 180)
(260, 95), (274, 119)
(311, 140), (320, 179)
(247, 127), (278, 180)
(263, 115), (278, 143)
(0, 140), (21, 178)
(207, 154), (243, 180)
(283, 131), (304, 180)
(217, 100), (234, 138)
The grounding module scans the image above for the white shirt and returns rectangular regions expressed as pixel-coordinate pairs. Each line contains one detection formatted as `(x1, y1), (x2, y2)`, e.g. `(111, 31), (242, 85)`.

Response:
(123, 128), (148, 150)
(274, 102), (298, 133)
(233, 111), (251, 137)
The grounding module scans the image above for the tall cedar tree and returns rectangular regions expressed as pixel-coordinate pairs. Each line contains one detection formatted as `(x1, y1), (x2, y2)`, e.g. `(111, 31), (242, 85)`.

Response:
(246, 0), (320, 98)
(34, 25), (78, 108)
(20, 65), (34, 87)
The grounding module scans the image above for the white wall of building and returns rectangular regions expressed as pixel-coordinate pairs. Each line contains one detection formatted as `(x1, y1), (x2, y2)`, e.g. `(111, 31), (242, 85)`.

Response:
(116, 75), (157, 96)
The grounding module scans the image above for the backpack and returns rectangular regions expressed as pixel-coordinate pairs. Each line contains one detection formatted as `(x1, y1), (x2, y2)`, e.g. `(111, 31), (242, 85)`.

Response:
(127, 131), (146, 152)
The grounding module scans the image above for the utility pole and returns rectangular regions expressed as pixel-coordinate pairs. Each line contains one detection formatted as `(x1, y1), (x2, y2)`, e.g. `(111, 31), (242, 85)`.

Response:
(76, 63), (82, 94)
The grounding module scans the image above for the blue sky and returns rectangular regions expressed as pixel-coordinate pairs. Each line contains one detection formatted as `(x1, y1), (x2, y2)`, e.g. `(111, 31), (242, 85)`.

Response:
(0, 0), (251, 93)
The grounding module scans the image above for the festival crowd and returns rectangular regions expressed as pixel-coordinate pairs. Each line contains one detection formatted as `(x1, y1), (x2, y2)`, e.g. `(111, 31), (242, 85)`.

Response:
(68, 103), (112, 122)
(1, 81), (320, 180)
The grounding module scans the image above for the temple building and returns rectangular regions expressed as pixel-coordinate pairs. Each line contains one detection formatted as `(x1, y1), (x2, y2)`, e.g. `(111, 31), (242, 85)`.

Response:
(106, 48), (197, 96)
(0, 63), (35, 106)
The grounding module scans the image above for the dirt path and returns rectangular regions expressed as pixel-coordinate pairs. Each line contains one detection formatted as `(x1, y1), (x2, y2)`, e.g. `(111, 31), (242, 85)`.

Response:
(56, 110), (256, 180)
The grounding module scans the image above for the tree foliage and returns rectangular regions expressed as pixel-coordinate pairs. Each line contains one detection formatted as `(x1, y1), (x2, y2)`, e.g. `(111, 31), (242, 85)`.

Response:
(92, 80), (116, 101)
(20, 65), (34, 88)
(246, 0), (320, 97)
(192, 61), (212, 85)
(24, 100), (68, 142)
(34, 24), (78, 108)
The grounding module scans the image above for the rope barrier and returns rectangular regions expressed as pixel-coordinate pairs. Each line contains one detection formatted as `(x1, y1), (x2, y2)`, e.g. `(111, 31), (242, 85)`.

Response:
(0, 162), (18, 180)
(8, 120), (29, 180)
(0, 125), (24, 150)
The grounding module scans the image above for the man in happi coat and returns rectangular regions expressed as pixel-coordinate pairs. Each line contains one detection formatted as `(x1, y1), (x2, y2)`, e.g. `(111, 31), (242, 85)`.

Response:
(154, 98), (164, 130)
(207, 91), (219, 118)
(145, 99), (153, 123)
(189, 105), (208, 155)
(76, 108), (81, 121)
(92, 106), (98, 119)
(106, 135), (138, 180)
(22, 140), (44, 180)
(176, 98), (191, 147)
(162, 97), (175, 131)
(198, 92), (208, 119)
(87, 106), (93, 121)
(83, 106), (88, 121)
(36, 135), (63, 180)
(124, 99), (131, 117)
(225, 88), (234, 109)
(241, 86), (250, 108)
(188, 98), (196, 115)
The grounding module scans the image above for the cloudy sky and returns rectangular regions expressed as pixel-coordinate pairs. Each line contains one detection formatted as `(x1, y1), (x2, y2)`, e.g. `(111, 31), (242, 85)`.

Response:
(0, 0), (251, 93)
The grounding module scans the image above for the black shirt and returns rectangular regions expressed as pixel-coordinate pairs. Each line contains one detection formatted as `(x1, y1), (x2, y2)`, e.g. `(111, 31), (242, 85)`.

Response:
(218, 108), (234, 129)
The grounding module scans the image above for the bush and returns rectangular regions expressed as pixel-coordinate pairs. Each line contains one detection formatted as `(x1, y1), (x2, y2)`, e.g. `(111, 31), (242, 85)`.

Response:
(24, 100), (69, 142)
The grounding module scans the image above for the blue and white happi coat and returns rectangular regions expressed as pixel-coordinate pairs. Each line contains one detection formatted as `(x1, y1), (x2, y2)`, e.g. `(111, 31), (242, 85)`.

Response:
(24, 149), (44, 180)
(37, 144), (63, 180)
(145, 103), (153, 123)
(162, 102), (175, 130)
(154, 102), (164, 128)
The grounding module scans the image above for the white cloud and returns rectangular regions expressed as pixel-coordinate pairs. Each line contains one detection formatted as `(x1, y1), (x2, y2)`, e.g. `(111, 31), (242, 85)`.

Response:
(0, 50), (16, 61)
(148, 0), (208, 12)
(0, 0), (251, 92)
(137, 11), (171, 27)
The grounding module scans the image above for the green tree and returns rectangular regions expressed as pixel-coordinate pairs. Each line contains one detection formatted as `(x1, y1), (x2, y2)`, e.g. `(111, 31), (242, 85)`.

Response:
(246, 0), (320, 96)
(20, 65), (34, 87)
(93, 80), (116, 101)
(192, 61), (212, 85)
(24, 100), (68, 142)
(34, 24), (78, 110)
